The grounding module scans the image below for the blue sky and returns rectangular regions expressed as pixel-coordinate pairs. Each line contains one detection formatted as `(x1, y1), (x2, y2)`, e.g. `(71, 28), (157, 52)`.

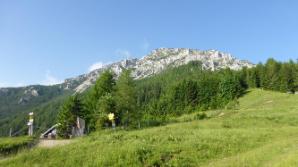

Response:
(1, 0), (298, 87)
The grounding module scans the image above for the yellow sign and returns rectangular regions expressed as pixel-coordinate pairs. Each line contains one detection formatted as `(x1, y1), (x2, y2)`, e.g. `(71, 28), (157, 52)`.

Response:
(108, 113), (115, 121)
(29, 112), (34, 123)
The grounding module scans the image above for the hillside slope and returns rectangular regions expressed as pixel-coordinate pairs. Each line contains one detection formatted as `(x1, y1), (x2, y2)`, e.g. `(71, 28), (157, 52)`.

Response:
(1, 89), (298, 167)
(0, 86), (72, 136)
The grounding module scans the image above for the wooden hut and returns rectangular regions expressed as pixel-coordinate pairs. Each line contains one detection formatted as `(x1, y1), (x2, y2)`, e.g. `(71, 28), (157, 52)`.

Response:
(40, 124), (58, 139)
(40, 117), (85, 139)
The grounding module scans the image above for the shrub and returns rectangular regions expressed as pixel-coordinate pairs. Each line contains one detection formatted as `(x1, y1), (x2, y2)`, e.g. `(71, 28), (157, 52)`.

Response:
(196, 112), (207, 120)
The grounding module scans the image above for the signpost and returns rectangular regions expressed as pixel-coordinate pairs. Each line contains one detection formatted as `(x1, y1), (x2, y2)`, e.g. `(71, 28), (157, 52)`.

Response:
(108, 113), (115, 129)
(27, 112), (34, 136)
(9, 128), (12, 137)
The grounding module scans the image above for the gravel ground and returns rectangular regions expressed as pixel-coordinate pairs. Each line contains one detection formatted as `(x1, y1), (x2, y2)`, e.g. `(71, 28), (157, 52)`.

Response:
(37, 139), (73, 148)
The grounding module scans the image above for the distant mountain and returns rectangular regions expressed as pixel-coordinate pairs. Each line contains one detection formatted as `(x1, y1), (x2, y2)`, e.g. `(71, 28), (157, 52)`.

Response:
(0, 48), (254, 136)
(64, 48), (254, 93)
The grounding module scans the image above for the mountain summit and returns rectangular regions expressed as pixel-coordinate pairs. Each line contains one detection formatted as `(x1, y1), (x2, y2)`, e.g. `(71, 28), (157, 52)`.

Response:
(64, 48), (254, 93)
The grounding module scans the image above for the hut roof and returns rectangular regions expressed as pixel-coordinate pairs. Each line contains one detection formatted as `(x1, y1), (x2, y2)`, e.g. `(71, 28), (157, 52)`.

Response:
(40, 124), (59, 138)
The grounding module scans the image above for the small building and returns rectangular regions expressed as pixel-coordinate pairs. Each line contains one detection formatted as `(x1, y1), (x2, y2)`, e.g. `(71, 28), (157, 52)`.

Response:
(40, 117), (85, 139)
(40, 124), (58, 139)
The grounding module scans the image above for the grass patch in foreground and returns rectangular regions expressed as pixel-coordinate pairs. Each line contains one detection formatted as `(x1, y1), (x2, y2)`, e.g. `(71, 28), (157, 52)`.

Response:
(0, 136), (35, 156)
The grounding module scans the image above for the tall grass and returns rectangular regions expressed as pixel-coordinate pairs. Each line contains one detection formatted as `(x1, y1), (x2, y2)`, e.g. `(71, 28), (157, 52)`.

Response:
(0, 136), (35, 156)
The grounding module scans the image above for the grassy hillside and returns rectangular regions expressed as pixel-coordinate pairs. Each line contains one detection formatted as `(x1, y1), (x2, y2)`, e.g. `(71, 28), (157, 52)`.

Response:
(0, 85), (72, 136)
(1, 89), (298, 166)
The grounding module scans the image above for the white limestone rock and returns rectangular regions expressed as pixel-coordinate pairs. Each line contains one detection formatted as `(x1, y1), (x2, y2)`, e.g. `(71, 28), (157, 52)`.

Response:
(65, 48), (254, 93)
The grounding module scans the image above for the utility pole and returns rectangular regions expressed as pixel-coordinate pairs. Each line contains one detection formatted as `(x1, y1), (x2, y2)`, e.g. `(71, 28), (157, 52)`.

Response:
(27, 112), (34, 136)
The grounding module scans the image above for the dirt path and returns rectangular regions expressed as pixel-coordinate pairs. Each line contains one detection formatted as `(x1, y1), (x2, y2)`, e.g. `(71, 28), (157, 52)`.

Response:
(37, 139), (73, 148)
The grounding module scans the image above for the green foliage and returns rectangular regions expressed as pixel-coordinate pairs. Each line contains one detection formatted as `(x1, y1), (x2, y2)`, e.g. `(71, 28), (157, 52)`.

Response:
(56, 95), (84, 138)
(135, 62), (245, 126)
(2, 58), (297, 138)
(115, 69), (138, 127)
(84, 70), (115, 113)
(95, 93), (116, 129)
(218, 70), (243, 103)
(79, 69), (139, 130)
(84, 70), (116, 131)
(0, 85), (71, 137)
(243, 58), (298, 93)
(196, 112), (207, 120)
(280, 61), (296, 93)
(74, 61), (245, 131)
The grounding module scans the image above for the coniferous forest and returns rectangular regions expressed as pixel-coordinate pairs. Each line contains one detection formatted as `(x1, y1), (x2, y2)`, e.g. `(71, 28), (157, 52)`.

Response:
(56, 59), (298, 137)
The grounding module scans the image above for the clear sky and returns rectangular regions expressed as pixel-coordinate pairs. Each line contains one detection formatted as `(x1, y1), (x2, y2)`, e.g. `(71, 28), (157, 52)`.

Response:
(1, 0), (298, 87)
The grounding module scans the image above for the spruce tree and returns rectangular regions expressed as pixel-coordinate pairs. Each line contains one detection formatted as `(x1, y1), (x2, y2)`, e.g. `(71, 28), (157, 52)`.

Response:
(56, 95), (84, 138)
(255, 63), (264, 88)
(264, 58), (281, 91)
(84, 70), (115, 131)
(218, 70), (242, 104)
(95, 93), (116, 129)
(280, 61), (296, 93)
(115, 69), (137, 127)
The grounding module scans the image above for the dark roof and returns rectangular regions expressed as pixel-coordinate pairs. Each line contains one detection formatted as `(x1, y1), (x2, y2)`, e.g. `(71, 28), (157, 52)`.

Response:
(40, 124), (59, 137)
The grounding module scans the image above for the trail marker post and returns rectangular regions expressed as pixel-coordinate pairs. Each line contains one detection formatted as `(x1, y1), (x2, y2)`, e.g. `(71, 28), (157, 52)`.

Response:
(108, 113), (115, 129)
(27, 112), (34, 136)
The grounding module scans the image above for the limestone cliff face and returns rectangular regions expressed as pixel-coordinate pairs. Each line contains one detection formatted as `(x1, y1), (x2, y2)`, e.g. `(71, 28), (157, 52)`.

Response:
(68, 48), (254, 93)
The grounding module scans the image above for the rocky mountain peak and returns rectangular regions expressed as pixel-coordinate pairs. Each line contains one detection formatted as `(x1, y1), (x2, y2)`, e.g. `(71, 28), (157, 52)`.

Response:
(67, 48), (254, 93)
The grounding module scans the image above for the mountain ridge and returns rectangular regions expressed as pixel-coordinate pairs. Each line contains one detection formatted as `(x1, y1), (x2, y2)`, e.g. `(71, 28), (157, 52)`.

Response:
(67, 48), (254, 93)
(0, 48), (254, 101)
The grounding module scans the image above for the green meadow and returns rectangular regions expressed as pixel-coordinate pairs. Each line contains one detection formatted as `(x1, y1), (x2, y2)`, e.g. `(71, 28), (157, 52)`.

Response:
(1, 89), (298, 167)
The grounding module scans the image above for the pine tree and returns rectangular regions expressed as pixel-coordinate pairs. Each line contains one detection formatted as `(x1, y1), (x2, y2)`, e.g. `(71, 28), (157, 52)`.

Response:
(280, 61), (296, 93)
(218, 70), (242, 104)
(197, 74), (220, 109)
(56, 95), (84, 138)
(95, 93), (116, 129)
(263, 58), (281, 91)
(84, 70), (115, 131)
(247, 68), (258, 88)
(115, 69), (137, 127)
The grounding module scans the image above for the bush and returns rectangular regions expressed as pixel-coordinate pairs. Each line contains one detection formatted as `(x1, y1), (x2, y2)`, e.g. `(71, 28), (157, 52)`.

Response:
(196, 112), (207, 120)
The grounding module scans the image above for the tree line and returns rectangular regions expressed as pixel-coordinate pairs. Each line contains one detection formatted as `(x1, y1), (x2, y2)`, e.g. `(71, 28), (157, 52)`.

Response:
(56, 59), (298, 138)
(242, 58), (298, 93)
(57, 70), (137, 138)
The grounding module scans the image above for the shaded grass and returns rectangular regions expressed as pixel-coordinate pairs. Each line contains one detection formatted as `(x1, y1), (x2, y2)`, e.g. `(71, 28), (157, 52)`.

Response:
(0, 136), (35, 156)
